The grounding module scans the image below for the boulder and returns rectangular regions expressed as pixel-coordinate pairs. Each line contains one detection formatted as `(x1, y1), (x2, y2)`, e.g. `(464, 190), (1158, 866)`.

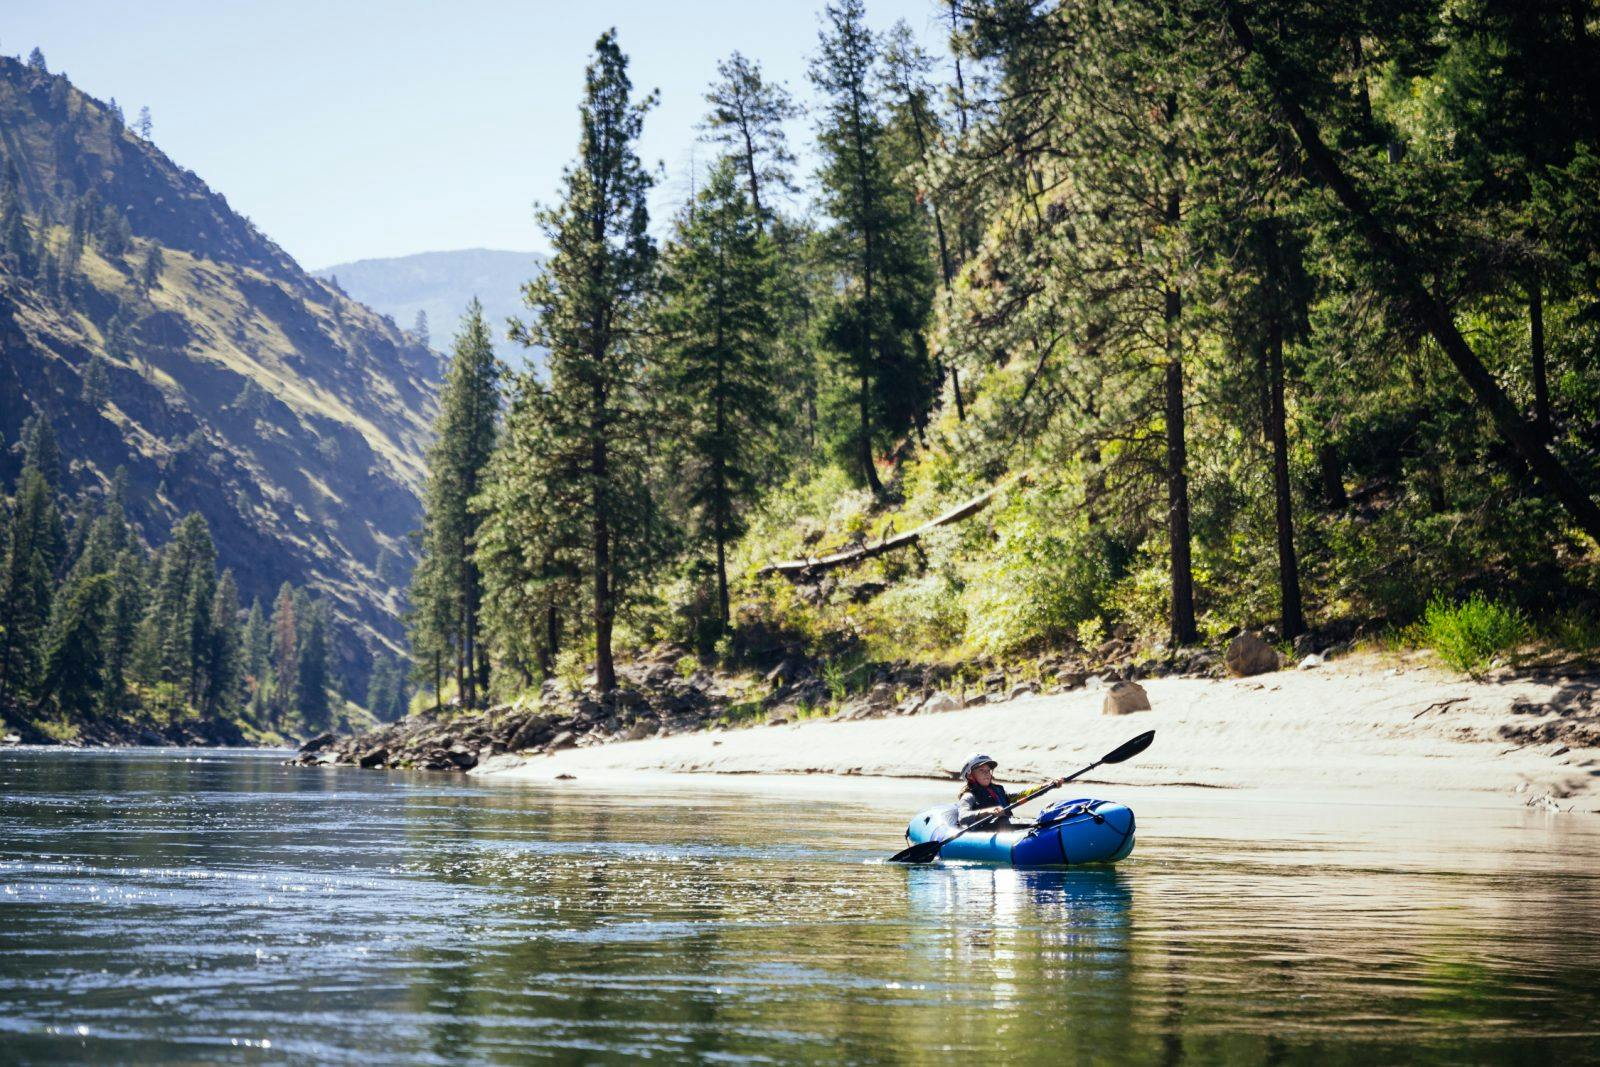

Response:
(1298, 653), (1324, 670)
(765, 658), (806, 687)
(866, 682), (897, 707)
(1225, 632), (1280, 677)
(921, 691), (961, 714)
(1102, 680), (1151, 716)
(298, 732), (336, 754)
(474, 753), (527, 775)
(1006, 681), (1038, 701)
(546, 730), (577, 752)
(357, 747), (389, 768)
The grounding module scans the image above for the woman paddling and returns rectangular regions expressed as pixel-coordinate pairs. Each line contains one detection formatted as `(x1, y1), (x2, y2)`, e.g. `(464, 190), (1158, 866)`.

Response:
(957, 753), (1065, 829)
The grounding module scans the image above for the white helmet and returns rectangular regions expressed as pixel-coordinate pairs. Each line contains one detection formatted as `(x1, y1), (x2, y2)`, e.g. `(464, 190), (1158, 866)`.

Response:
(961, 753), (998, 778)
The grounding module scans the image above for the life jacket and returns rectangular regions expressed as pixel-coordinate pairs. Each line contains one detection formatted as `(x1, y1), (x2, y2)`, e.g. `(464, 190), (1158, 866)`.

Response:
(963, 780), (1010, 809)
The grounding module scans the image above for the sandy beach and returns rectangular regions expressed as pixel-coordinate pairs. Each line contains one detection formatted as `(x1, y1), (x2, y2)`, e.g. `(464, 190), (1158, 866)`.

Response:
(472, 655), (1600, 813)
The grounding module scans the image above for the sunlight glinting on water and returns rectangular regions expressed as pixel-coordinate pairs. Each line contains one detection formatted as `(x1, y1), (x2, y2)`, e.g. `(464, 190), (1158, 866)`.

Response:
(3, 748), (1599, 1064)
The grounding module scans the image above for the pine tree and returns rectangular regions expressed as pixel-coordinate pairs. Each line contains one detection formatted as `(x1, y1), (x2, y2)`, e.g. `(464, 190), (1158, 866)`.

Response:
(241, 597), (268, 693)
(408, 299), (501, 708)
(21, 415), (62, 491)
(139, 243), (164, 290)
(508, 30), (658, 693)
(475, 374), (586, 684)
(100, 548), (145, 716)
(881, 20), (967, 419)
(296, 599), (330, 730)
(136, 106), (153, 140)
(656, 162), (781, 631)
(412, 310), (430, 348)
(137, 514), (217, 714)
(26, 47), (46, 73)
(40, 571), (112, 716)
(202, 569), (243, 717)
(810, 0), (938, 494)
(701, 52), (800, 226)
(98, 204), (129, 258)
(1, 161), (33, 275)
(268, 582), (299, 726)
(0, 469), (61, 703)
(81, 356), (110, 407)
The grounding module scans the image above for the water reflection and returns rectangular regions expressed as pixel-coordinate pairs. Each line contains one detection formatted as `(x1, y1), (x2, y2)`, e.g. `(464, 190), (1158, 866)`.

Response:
(2, 749), (1600, 1064)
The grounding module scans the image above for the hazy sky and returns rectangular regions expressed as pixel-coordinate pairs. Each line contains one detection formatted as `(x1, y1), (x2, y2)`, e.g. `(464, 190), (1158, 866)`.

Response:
(6, 1), (949, 269)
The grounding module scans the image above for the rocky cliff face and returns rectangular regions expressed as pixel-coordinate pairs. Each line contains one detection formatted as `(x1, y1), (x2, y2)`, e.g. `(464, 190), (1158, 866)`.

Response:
(0, 55), (440, 690)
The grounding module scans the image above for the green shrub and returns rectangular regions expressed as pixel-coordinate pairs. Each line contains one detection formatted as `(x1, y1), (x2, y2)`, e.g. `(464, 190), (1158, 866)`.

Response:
(1422, 594), (1529, 674)
(1549, 609), (1600, 658)
(963, 481), (1110, 654)
(858, 572), (967, 660)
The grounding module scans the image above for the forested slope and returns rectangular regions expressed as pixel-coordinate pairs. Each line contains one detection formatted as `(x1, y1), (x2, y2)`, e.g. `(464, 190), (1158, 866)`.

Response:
(0, 52), (441, 721)
(401, 0), (1599, 733)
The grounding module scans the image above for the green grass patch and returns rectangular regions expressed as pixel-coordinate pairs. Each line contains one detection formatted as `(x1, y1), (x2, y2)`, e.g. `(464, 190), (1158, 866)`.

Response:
(1422, 594), (1529, 674)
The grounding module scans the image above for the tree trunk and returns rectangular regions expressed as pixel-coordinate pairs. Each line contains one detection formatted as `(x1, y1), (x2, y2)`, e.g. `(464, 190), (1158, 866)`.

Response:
(1165, 348), (1198, 647)
(1318, 442), (1348, 508)
(433, 649), (442, 713)
(1162, 166), (1197, 647)
(1224, 3), (1600, 547)
(1529, 272), (1550, 438)
(593, 397), (616, 693)
(454, 634), (464, 707)
(859, 370), (882, 494)
(850, 81), (884, 497)
(1265, 301), (1306, 639)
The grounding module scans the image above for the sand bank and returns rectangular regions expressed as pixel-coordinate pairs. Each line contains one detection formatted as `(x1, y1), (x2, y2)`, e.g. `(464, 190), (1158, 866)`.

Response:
(471, 656), (1599, 813)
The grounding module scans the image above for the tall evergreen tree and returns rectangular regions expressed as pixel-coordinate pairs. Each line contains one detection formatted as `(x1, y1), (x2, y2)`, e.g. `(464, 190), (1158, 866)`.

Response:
(476, 374), (585, 684)
(701, 51), (801, 226)
(407, 299), (500, 708)
(100, 548), (145, 716)
(656, 162), (782, 630)
(39, 571), (112, 717)
(268, 582), (299, 726)
(810, 0), (938, 494)
(0, 469), (61, 703)
(202, 569), (243, 717)
(296, 599), (331, 731)
(508, 30), (658, 693)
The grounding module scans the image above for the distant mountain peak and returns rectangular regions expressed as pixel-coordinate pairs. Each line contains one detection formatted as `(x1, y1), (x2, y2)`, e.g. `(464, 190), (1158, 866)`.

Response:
(314, 248), (544, 354)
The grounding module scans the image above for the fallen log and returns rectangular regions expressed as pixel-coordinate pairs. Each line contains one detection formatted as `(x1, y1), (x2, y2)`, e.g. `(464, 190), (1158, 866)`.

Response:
(758, 472), (1032, 579)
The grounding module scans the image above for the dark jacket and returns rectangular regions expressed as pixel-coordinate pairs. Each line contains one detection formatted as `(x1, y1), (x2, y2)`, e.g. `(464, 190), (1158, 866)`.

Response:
(957, 780), (1014, 828)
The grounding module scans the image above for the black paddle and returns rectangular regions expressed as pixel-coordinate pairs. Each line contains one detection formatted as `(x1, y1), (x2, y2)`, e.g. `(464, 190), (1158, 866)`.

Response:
(888, 730), (1155, 864)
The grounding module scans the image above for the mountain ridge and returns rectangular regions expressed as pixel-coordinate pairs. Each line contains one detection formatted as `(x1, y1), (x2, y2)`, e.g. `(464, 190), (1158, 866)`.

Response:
(314, 247), (542, 356)
(0, 54), (439, 692)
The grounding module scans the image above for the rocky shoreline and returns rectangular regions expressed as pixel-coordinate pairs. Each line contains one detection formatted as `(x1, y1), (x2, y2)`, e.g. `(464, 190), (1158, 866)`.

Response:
(289, 628), (1333, 773)
(0, 715), (250, 749)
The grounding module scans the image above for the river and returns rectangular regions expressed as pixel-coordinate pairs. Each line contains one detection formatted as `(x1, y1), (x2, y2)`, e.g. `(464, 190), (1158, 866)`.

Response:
(2, 748), (1598, 1064)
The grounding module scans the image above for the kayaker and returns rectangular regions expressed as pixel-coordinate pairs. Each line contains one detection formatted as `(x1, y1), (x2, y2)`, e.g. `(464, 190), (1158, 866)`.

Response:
(957, 753), (1064, 829)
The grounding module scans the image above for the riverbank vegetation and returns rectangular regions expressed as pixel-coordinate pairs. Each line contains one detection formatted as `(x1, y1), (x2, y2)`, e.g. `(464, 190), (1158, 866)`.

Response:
(408, 0), (1599, 716)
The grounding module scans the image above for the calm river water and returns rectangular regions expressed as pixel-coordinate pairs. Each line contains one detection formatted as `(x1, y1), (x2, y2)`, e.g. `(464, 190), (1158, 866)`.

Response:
(2, 748), (1599, 1064)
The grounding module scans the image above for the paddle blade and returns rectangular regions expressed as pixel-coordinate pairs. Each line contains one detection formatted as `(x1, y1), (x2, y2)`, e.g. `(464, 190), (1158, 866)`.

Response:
(888, 839), (945, 864)
(1101, 729), (1155, 764)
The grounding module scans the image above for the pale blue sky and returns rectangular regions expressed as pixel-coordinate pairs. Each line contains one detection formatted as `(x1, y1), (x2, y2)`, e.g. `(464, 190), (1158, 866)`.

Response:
(5, 1), (948, 268)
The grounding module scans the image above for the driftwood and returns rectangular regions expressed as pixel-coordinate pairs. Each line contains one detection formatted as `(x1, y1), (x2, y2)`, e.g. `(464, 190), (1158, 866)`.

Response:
(759, 472), (1032, 579)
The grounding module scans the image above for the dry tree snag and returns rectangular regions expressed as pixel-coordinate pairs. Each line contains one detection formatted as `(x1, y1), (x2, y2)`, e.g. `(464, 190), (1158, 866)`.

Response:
(759, 472), (1033, 578)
